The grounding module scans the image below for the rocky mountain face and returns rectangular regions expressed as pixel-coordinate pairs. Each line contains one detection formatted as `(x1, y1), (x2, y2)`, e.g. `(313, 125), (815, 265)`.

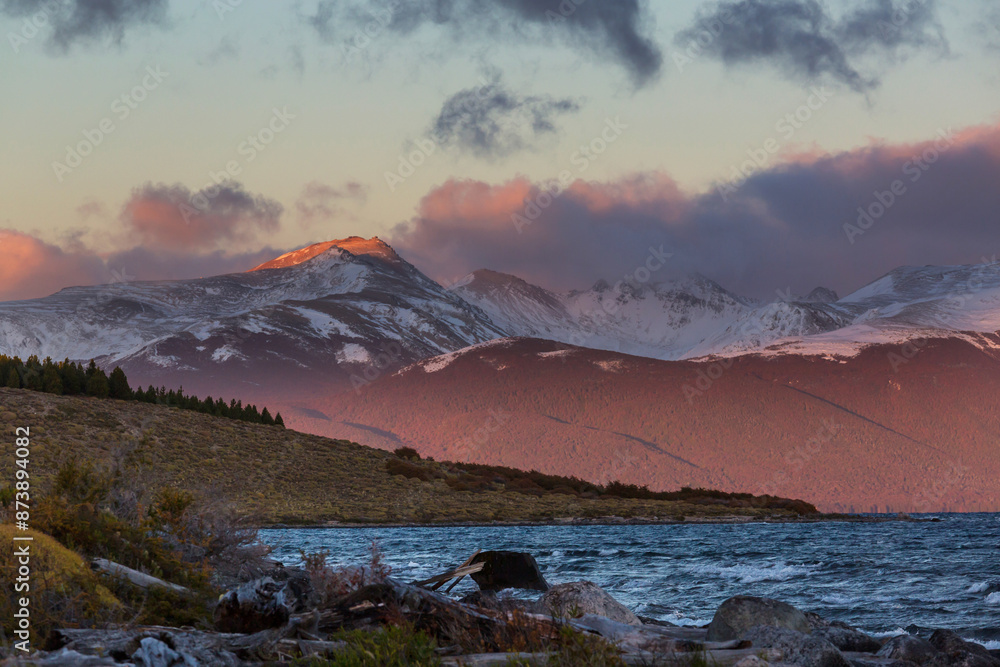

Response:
(0, 237), (506, 399)
(452, 262), (1000, 360)
(2, 238), (999, 511)
(450, 270), (751, 359)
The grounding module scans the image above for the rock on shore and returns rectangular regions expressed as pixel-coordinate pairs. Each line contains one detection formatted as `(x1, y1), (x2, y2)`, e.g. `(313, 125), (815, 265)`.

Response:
(5, 561), (998, 667)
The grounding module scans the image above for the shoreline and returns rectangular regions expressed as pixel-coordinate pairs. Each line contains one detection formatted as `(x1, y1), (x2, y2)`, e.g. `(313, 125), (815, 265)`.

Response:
(258, 512), (925, 529)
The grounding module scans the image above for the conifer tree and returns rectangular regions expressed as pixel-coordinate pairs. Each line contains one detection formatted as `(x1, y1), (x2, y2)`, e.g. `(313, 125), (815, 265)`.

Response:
(86, 369), (110, 398)
(108, 367), (132, 399)
(42, 366), (63, 395)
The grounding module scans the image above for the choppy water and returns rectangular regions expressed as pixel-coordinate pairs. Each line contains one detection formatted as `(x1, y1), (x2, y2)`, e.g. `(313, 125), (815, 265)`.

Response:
(259, 514), (1000, 648)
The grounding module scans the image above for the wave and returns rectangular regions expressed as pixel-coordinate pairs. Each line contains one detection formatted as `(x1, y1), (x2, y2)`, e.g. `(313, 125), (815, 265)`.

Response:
(685, 561), (821, 584)
(968, 639), (1000, 650)
(866, 628), (907, 638)
(820, 594), (858, 605)
(968, 582), (989, 593)
(986, 592), (1000, 605)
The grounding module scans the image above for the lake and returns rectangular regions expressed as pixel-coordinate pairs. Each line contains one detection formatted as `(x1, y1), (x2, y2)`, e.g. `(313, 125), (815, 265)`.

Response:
(260, 514), (1000, 648)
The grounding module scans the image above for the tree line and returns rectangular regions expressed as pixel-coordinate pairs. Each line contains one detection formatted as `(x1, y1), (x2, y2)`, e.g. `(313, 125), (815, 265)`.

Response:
(0, 355), (284, 428)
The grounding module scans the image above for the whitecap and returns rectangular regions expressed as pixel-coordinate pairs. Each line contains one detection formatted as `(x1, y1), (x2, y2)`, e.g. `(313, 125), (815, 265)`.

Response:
(866, 628), (908, 638)
(986, 592), (1000, 605)
(967, 582), (988, 593)
(965, 639), (1000, 651)
(685, 561), (820, 584)
(661, 613), (710, 627)
(819, 594), (857, 605)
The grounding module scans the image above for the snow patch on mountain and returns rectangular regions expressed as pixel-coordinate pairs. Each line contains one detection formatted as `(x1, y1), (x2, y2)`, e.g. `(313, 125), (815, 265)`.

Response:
(451, 270), (750, 360)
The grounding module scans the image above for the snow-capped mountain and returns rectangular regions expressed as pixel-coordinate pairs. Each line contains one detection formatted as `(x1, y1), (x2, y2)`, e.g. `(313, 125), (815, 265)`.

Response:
(451, 262), (1000, 360)
(450, 270), (751, 359)
(689, 263), (1000, 358)
(0, 237), (505, 395)
(2, 237), (999, 395)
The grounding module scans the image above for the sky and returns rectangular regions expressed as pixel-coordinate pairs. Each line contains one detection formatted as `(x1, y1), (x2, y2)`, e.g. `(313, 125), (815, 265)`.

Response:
(2, 0), (1000, 301)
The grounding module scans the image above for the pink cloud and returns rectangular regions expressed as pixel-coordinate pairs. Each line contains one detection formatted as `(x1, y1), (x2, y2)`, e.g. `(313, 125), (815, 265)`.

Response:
(122, 182), (282, 251)
(391, 121), (1000, 297)
(0, 230), (108, 301)
(0, 181), (291, 301)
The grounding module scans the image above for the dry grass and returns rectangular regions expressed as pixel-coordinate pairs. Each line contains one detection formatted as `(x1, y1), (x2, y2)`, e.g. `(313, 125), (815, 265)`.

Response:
(0, 388), (809, 525)
(0, 526), (122, 643)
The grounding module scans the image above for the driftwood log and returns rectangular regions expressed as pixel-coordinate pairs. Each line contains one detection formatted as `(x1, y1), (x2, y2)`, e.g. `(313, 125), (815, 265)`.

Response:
(91, 558), (190, 595)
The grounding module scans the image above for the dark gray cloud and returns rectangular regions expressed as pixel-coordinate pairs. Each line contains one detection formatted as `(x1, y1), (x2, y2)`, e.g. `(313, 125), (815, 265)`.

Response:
(308, 0), (662, 86)
(1, 0), (169, 52)
(390, 124), (1000, 298)
(976, 4), (1000, 51)
(675, 0), (947, 92)
(431, 74), (580, 159)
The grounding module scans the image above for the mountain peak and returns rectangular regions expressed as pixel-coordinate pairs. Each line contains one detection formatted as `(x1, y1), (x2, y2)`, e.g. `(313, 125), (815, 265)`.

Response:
(805, 287), (839, 303)
(250, 236), (401, 272)
(452, 269), (532, 290)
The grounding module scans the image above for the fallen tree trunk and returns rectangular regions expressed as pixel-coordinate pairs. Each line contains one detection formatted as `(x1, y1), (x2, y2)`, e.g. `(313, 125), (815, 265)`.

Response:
(91, 558), (191, 595)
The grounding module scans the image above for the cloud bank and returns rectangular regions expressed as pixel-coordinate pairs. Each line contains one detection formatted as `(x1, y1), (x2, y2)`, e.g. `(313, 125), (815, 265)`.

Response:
(391, 122), (1000, 297)
(0, 181), (286, 302)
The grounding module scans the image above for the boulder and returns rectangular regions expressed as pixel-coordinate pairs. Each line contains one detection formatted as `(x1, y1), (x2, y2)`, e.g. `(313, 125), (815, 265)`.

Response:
(927, 630), (1000, 666)
(805, 611), (831, 630)
(745, 625), (851, 667)
(706, 595), (812, 642)
(470, 551), (549, 592)
(877, 634), (940, 665)
(214, 577), (290, 634)
(814, 623), (883, 654)
(533, 581), (641, 626)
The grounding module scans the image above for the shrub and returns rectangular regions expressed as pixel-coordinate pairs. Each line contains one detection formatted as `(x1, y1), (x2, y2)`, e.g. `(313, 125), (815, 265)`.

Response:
(301, 540), (392, 608)
(385, 458), (434, 481)
(0, 526), (122, 647)
(393, 447), (421, 460)
(312, 625), (441, 666)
